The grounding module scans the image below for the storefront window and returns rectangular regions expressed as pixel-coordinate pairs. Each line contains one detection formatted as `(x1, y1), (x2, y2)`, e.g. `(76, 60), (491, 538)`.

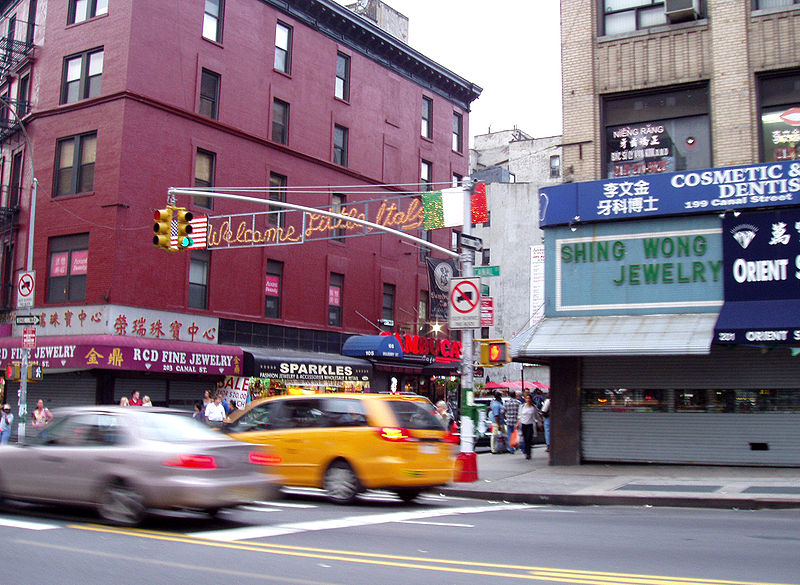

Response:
(585, 388), (800, 413)
(758, 71), (800, 161)
(603, 85), (710, 178)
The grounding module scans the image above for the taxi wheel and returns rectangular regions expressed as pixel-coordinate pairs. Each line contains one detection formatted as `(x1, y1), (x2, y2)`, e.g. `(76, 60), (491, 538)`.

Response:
(394, 488), (423, 503)
(323, 460), (360, 504)
(97, 479), (146, 526)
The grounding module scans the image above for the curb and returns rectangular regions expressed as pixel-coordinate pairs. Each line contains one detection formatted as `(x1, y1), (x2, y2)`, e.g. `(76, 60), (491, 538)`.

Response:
(438, 488), (800, 510)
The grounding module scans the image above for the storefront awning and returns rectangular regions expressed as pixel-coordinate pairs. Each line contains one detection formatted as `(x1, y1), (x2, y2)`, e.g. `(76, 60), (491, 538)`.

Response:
(341, 335), (403, 358)
(243, 347), (372, 382)
(511, 313), (718, 358)
(0, 334), (244, 375)
(713, 300), (800, 345)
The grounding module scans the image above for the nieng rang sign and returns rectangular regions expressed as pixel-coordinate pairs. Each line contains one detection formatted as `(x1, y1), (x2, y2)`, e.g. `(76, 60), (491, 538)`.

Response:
(539, 160), (800, 227)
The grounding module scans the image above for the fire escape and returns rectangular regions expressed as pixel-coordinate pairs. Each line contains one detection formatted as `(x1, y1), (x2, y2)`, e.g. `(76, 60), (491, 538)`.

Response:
(0, 16), (35, 311)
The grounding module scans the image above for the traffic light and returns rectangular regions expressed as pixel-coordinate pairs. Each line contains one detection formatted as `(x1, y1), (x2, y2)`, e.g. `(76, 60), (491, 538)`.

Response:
(175, 207), (194, 249)
(153, 207), (174, 250)
(479, 340), (511, 366)
(4, 363), (21, 381)
(27, 363), (43, 382)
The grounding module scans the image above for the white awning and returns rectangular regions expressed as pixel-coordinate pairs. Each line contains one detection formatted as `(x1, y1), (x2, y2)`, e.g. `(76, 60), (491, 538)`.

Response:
(510, 313), (718, 358)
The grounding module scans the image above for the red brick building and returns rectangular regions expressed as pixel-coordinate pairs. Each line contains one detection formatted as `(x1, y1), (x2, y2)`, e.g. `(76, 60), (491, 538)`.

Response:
(0, 0), (480, 418)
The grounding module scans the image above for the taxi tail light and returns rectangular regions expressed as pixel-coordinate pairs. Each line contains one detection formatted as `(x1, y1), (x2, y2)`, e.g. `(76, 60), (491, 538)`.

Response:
(249, 451), (282, 466)
(163, 454), (217, 469)
(443, 431), (460, 444)
(377, 427), (412, 442)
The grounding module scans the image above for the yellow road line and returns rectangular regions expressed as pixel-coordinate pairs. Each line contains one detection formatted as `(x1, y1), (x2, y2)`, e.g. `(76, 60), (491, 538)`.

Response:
(68, 524), (798, 585)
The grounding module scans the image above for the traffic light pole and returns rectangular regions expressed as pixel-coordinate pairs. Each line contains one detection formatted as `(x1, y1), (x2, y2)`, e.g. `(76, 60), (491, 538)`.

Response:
(459, 181), (476, 454)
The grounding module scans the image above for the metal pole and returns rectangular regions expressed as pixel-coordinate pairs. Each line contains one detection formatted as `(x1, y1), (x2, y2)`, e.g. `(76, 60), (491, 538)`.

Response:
(459, 180), (475, 454)
(17, 177), (36, 442)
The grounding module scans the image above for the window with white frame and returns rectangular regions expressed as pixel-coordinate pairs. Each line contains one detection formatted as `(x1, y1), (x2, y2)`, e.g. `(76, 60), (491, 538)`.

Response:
(421, 96), (433, 139)
(54, 131), (97, 196)
(203, 0), (224, 42)
(602, 0), (667, 35)
(194, 149), (215, 209)
(335, 52), (350, 101)
(68, 0), (108, 25)
(334, 124), (348, 166)
(189, 250), (210, 310)
(272, 98), (289, 144)
(274, 22), (292, 74)
(452, 112), (463, 153)
(199, 68), (220, 119)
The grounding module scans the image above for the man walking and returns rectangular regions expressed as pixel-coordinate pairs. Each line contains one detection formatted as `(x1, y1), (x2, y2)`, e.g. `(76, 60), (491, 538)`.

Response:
(503, 391), (520, 453)
(489, 391), (506, 454)
(1, 404), (14, 444)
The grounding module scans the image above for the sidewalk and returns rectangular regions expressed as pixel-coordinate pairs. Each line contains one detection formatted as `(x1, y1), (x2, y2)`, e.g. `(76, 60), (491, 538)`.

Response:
(439, 445), (800, 509)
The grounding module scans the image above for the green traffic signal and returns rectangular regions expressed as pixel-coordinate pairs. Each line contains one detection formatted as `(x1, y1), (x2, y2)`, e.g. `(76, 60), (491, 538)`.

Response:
(175, 207), (194, 249)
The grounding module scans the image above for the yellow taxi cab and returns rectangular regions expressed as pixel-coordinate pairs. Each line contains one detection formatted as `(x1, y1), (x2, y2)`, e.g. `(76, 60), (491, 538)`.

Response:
(222, 393), (457, 503)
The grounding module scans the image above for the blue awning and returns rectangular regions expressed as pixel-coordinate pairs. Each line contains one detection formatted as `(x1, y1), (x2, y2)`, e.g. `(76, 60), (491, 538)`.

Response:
(342, 335), (403, 359)
(713, 300), (800, 345)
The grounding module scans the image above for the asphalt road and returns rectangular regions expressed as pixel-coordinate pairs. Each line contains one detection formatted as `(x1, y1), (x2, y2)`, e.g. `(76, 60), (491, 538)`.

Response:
(0, 488), (798, 585)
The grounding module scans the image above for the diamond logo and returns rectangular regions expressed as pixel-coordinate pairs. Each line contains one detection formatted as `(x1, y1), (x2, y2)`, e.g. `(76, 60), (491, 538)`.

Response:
(730, 224), (758, 249)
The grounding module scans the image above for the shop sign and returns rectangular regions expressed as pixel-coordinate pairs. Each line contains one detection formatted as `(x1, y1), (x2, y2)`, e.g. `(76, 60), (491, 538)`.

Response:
(256, 361), (371, 382)
(721, 208), (800, 302)
(216, 376), (250, 409)
(548, 216), (724, 316)
(0, 336), (243, 375)
(391, 333), (462, 360)
(540, 160), (800, 227)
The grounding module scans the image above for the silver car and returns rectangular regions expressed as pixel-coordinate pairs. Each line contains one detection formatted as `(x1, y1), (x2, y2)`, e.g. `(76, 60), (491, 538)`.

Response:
(0, 406), (278, 525)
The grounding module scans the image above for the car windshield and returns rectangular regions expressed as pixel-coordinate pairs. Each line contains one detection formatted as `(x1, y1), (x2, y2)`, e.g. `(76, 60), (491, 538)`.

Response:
(386, 400), (443, 430)
(135, 412), (224, 442)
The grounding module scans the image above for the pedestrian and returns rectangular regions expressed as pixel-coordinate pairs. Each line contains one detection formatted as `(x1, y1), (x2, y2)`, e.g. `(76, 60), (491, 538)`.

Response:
(503, 390), (520, 453)
(517, 393), (537, 460)
(142, 395), (153, 407)
(541, 391), (551, 452)
(204, 392), (226, 427)
(532, 388), (544, 411)
(32, 399), (54, 432)
(490, 391), (506, 454)
(119, 396), (130, 407)
(192, 400), (205, 421)
(1, 404), (14, 444)
(129, 390), (143, 407)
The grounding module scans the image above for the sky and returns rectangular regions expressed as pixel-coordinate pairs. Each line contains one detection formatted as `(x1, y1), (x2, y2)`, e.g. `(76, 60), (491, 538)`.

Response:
(334, 0), (563, 146)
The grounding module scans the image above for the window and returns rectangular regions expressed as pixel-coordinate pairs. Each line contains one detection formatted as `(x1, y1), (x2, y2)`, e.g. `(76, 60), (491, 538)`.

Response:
(452, 112), (463, 153)
(334, 124), (348, 166)
(194, 149), (215, 209)
(452, 173), (462, 187)
(603, 85), (710, 178)
(265, 259), (283, 318)
(603, 0), (667, 35)
(199, 69), (220, 119)
(47, 234), (88, 303)
(481, 248), (491, 265)
(274, 22), (292, 74)
(758, 72), (800, 162)
(17, 72), (29, 117)
(419, 229), (431, 262)
(189, 250), (210, 309)
(756, 0), (800, 8)
(9, 151), (22, 207)
(328, 272), (343, 327)
(68, 0), (108, 24)
(421, 97), (433, 139)
(382, 283), (395, 323)
(202, 0), (224, 42)
(335, 52), (350, 101)
(549, 155), (561, 178)
(268, 172), (286, 227)
(61, 48), (103, 104)
(420, 159), (432, 190)
(54, 132), (97, 196)
(272, 98), (289, 144)
(331, 193), (345, 241)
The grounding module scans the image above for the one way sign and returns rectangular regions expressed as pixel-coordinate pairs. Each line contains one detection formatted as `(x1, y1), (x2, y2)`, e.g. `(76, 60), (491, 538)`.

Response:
(448, 277), (481, 330)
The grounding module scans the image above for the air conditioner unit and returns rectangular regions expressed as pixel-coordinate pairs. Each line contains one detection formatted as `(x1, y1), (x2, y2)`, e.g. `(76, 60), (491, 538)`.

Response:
(664, 0), (699, 22)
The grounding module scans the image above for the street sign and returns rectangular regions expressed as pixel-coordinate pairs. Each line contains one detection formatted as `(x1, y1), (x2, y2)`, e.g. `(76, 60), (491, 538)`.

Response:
(481, 296), (494, 327)
(16, 270), (35, 309)
(15, 314), (40, 326)
(458, 233), (483, 251)
(448, 277), (481, 330)
(474, 265), (500, 277)
(22, 327), (36, 349)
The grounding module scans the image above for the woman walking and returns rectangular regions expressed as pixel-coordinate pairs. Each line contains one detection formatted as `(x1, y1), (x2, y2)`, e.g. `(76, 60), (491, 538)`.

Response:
(517, 393), (537, 460)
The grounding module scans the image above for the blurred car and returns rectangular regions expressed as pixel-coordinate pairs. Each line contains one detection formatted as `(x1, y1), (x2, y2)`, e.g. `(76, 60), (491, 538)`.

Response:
(223, 393), (458, 504)
(0, 406), (278, 525)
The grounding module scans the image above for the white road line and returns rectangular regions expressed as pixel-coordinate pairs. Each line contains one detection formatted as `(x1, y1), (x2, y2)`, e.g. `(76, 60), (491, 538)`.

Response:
(0, 517), (60, 530)
(257, 501), (318, 509)
(190, 503), (528, 542)
(399, 520), (474, 527)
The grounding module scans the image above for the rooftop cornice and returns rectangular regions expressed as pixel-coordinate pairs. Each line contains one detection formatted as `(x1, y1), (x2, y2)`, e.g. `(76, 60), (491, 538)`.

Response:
(263, 0), (482, 110)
